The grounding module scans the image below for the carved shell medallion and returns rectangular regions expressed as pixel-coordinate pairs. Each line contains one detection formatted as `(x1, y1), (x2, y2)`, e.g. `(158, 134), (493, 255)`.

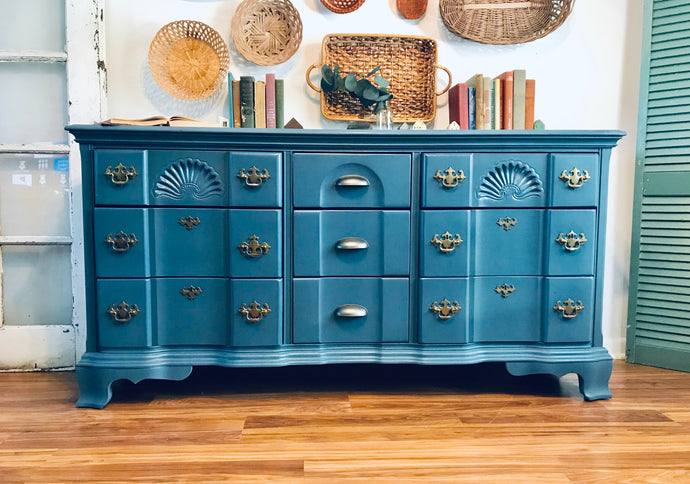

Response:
(477, 160), (544, 201)
(154, 158), (224, 200)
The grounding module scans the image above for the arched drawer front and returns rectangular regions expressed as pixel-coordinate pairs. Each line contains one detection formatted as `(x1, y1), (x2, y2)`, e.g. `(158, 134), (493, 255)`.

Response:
(293, 153), (411, 208)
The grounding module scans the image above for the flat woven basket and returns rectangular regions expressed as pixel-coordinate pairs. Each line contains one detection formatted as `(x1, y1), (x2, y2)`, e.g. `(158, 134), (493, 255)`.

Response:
(149, 20), (230, 100)
(320, 0), (366, 14)
(440, 0), (575, 45)
(306, 34), (451, 123)
(231, 0), (303, 66)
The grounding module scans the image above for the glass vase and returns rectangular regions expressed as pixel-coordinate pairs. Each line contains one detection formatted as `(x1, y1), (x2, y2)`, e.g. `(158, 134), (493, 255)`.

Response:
(374, 107), (392, 130)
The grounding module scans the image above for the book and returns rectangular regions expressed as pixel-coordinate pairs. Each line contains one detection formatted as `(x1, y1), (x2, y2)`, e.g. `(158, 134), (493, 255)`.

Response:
(494, 71), (514, 130)
(481, 76), (491, 130)
(512, 69), (527, 130)
(232, 80), (241, 128)
(466, 74), (484, 130)
(275, 79), (285, 129)
(240, 76), (255, 128)
(265, 74), (276, 129)
(468, 86), (476, 130)
(493, 78), (502, 130)
(101, 115), (219, 127)
(448, 83), (469, 130)
(254, 80), (266, 128)
(525, 79), (536, 130)
(227, 73), (234, 126)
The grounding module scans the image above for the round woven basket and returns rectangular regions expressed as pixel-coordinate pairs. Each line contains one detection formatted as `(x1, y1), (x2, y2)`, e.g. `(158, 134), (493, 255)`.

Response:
(148, 20), (230, 100)
(440, 0), (575, 45)
(231, 0), (303, 66)
(320, 0), (366, 14)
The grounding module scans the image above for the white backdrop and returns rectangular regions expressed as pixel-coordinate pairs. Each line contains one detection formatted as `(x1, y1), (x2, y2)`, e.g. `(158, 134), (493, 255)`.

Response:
(104, 0), (644, 357)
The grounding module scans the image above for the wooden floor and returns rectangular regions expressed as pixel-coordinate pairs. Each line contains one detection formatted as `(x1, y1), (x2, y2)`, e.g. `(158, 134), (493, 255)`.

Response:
(1, 361), (690, 483)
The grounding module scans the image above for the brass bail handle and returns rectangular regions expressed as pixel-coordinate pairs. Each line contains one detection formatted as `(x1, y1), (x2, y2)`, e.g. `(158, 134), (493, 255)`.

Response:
(104, 163), (137, 185)
(105, 231), (138, 252)
(107, 301), (140, 323)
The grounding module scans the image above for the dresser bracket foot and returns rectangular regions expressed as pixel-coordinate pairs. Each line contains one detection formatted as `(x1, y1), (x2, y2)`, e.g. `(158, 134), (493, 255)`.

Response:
(76, 364), (193, 409)
(505, 358), (613, 401)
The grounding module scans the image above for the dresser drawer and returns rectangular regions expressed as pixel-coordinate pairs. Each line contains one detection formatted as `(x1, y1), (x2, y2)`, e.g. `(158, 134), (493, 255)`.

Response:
(547, 209), (596, 276)
(230, 152), (282, 208)
(419, 278), (469, 344)
(422, 153), (472, 208)
(420, 210), (470, 277)
(95, 149), (148, 206)
(294, 210), (410, 276)
(544, 277), (594, 343)
(293, 153), (411, 208)
(550, 153), (599, 207)
(94, 207), (229, 277)
(472, 277), (542, 343)
(293, 278), (409, 343)
(230, 279), (283, 347)
(230, 209), (282, 278)
(96, 279), (152, 348)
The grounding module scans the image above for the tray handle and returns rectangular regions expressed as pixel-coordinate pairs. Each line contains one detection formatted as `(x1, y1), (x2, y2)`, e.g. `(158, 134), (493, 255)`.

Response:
(306, 62), (322, 93)
(436, 65), (452, 96)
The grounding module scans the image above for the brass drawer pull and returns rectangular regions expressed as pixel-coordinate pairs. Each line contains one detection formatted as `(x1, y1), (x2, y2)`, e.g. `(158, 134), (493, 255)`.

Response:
(334, 304), (368, 318)
(335, 237), (369, 250)
(179, 216), (200, 230)
(104, 163), (137, 185)
(239, 301), (271, 322)
(238, 235), (271, 258)
(431, 231), (463, 253)
(238, 166), (270, 187)
(180, 286), (202, 300)
(107, 301), (140, 323)
(429, 299), (462, 320)
(554, 298), (584, 319)
(497, 216), (517, 231)
(495, 283), (515, 298)
(335, 174), (370, 187)
(556, 230), (587, 252)
(105, 231), (138, 252)
(434, 167), (466, 189)
(559, 167), (591, 189)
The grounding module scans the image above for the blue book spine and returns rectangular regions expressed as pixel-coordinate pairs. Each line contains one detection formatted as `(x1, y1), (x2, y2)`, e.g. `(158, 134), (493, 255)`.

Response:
(468, 87), (476, 130)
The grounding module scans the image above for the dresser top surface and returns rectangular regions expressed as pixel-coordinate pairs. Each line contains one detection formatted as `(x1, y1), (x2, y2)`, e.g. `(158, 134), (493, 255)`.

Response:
(66, 126), (626, 151)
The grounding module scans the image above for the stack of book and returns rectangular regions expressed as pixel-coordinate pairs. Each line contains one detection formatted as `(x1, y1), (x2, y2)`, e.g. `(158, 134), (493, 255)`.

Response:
(448, 70), (536, 130)
(229, 73), (285, 128)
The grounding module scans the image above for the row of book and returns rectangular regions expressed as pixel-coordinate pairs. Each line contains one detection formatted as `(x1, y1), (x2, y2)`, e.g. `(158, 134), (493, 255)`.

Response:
(229, 73), (285, 129)
(448, 70), (536, 130)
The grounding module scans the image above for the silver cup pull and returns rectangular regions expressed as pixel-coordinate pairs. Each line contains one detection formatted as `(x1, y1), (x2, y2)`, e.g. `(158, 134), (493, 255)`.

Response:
(334, 304), (368, 318)
(335, 174), (370, 187)
(335, 237), (369, 250)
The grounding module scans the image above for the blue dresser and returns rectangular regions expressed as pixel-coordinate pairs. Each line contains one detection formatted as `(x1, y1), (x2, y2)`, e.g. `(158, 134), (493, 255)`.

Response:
(66, 126), (624, 408)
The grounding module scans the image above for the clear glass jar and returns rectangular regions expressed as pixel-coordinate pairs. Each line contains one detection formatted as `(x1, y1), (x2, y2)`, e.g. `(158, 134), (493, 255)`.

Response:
(374, 106), (392, 130)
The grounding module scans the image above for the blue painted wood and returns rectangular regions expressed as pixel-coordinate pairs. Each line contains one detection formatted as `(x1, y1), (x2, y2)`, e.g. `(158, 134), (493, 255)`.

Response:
(229, 152), (282, 208)
(418, 278), (469, 344)
(546, 209), (596, 276)
(293, 278), (409, 343)
(94, 149), (148, 206)
(293, 153), (411, 208)
(419, 210), (471, 277)
(66, 126), (625, 407)
(94, 208), (150, 278)
(230, 209), (282, 278)
(230, 279), (283, 347)
(421, 153), (472, 208)
(293, 210), (410, 276)
(550, 153), (599, 208)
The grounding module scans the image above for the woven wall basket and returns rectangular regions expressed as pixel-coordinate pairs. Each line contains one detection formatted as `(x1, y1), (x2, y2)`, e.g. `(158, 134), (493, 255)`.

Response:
(320, 0), (366, 14)
(440, 0), (575, 45)
(231, 0), (303, 66)
(306, 34), (451, 123)
(149, 20), (230, 100)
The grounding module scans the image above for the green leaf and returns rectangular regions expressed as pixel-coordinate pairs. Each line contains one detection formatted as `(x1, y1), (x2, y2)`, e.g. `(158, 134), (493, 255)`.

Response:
(344, 73), (357, 92)
(355, 79), (371, 97)
(334, 75), (345, 91)
(376, 92), (392, 103)
(321, 64), (334, 84)
(366, 66), (381, 77)
(374, 75), (389, 88)
(320, 78), (335, 92)
(362, 86), (379, 101)
(333, 64), (340, 79)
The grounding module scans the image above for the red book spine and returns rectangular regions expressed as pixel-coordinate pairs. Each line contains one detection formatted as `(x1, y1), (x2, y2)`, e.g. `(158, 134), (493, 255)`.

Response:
(495, 72), (513, 130)
(448, 83), (469, 130)
(525, 79), (536, 130)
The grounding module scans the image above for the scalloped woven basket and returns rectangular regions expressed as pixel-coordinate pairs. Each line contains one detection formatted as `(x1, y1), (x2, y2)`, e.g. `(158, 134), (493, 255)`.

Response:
(231, 0), (303, 66)
(308, 34), (451, 123)
(149, 20), (230, 100)
(320, 0), (366, 14)
(440, 0), (574, 45)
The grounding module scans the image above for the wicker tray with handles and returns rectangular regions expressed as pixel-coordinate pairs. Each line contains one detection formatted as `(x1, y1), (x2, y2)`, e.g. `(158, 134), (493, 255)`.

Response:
(440, 0), (575, 45)
(306, 34), (451, 123)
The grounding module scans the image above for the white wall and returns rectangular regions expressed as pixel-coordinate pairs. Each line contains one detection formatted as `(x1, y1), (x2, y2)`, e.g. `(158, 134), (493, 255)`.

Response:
(104, 0), (644, 358)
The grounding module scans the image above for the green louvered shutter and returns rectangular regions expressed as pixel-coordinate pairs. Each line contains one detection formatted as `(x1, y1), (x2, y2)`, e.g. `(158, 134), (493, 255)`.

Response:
(627, 0), (690, 371)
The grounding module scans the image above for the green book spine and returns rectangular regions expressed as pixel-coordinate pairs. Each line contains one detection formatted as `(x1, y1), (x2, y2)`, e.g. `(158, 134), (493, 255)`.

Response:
(240, 76), (255, 128)
(512, 69), (526, 130)
(275, 79), (284, 129)
(227, 72), (234, 126)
